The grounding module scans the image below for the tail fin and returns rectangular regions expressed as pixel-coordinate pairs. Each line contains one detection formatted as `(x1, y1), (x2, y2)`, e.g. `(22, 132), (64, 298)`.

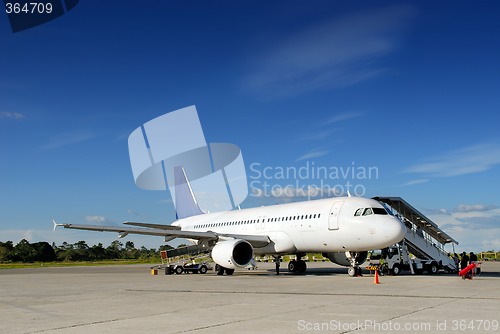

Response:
(174, 166), (204, 219)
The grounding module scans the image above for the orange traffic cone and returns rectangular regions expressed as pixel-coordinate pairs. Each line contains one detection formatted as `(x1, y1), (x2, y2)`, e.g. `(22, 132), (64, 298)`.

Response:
(374, 270), (380, 284)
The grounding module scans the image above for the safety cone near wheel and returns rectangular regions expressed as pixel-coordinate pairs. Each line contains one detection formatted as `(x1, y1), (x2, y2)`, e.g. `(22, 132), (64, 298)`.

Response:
(374, 270), (380, 284)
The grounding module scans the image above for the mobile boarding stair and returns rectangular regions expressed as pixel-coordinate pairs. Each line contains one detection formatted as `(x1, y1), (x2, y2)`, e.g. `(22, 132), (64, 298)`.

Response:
(151, 244), (212, 275)
(373, 197), (459, 274)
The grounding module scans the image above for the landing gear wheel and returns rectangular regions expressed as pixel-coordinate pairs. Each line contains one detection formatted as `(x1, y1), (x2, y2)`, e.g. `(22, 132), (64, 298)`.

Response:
(215, 264), (225, 276)
(288, 260), (297, 273)
(225, 269), (235, 275)
(297, 260), (307, 274)
(348, 266), (356, 277)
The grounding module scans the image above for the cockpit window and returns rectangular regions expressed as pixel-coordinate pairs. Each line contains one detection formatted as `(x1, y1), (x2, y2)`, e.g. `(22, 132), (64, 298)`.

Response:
(355, 207), (386, 216)
(373, 207), (388, 215)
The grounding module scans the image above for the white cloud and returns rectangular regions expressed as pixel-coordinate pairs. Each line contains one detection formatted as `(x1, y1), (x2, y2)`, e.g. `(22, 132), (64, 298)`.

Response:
(85, 215), (114, 225)
(42, 131), (95, 149)
(327, 112), (365, 124)
(404, 142), (500, 177)
(0, 111), (25, 120)
(401, 179), (429, 186)
(243, 4), (415, 97)
(427, 205), (500, 252)
(456, 204), (497, 213)
(295, 112), (364, 142)
(296, 149), (329, 162)
(22, 229), (34, 242)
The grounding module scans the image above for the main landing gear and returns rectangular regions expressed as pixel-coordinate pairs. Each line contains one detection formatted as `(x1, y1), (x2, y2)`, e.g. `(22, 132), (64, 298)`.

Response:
(273, 256), (307, 275)
(288, 254), (307, 274)
(214, 264), (234, 276)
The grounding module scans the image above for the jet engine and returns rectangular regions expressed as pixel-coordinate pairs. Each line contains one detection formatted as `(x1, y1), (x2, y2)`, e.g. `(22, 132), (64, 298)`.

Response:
(211, 239), (253, 269)
(323, 251), (368, 266)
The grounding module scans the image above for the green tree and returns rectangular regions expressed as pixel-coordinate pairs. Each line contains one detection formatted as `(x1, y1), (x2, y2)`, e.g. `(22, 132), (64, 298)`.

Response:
(106, 240), (123, 259)
(31, 242), (56, 262)
(13, 239), (35, 262)
(0, 241), (14, 262)
(71, 241), (90, 261)
(123, 241), (138, 259)
(89, 243), (106, 261)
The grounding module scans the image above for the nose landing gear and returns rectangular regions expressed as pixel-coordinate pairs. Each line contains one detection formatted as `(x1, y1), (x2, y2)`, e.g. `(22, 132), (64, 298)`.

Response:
(347, 252), (363, 277)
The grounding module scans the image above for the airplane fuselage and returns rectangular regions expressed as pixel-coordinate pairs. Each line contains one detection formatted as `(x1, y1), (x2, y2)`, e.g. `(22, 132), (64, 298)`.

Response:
(175, 196), (405, 255)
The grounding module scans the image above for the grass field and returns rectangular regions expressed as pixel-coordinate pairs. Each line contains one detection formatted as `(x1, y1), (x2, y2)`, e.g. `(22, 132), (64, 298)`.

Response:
(0, 259), (161, 270)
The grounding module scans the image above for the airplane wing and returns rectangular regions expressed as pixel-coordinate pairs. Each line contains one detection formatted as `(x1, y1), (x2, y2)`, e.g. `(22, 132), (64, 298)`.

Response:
(123, 222), (182, 230)
(53, 221), (270, 248)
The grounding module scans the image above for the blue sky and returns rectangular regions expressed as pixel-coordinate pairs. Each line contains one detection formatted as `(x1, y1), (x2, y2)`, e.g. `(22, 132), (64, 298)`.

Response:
(1, 1), (500, 253)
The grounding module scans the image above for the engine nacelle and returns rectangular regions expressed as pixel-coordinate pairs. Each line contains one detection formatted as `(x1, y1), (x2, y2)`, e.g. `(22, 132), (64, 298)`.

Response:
(211, 239), (253, 269)
(323, 251), (368, 267)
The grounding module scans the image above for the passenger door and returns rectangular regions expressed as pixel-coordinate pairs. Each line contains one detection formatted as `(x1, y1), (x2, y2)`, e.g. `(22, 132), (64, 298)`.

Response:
(328, 201), (344, 230)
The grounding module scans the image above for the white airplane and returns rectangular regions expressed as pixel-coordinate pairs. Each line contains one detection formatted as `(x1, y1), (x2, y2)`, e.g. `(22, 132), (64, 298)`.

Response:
(54, 167), (405, 276)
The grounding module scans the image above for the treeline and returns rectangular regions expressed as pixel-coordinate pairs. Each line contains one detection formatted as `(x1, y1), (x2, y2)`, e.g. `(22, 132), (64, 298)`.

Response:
(0, 239), (175, 263)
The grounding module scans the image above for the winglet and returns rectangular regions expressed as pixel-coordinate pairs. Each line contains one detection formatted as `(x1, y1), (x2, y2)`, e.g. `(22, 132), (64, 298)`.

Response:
(174, 166), (204, 219)
(53, 219), (64, 231)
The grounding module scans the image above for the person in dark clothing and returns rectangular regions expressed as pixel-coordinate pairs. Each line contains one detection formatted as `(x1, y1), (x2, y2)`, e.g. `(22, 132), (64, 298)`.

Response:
(469, 252), (478, 264)
(469, 252), (480, 275)
(460, 252), (469, 270)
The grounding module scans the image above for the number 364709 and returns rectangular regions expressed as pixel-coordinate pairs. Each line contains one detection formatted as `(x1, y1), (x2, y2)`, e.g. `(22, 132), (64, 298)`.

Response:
(5, 2), (53, 14)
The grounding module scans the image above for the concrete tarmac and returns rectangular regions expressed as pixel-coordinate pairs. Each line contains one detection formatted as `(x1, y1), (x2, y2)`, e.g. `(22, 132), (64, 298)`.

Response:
(1, 261), (499, 333)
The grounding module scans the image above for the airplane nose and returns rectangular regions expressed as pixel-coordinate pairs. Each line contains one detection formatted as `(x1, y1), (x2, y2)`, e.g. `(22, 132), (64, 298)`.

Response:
(383, 217), (406, 244)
